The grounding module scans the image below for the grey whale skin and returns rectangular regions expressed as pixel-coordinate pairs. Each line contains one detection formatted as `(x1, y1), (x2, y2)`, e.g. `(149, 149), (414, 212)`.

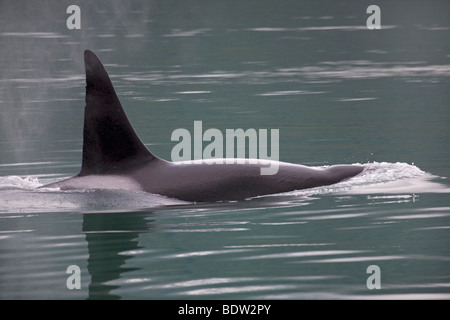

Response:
(42, 50), (364, 202)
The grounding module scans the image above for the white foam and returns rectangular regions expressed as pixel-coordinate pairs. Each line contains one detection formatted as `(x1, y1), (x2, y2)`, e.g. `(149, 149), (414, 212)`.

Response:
(0, 176), (42, 190)
(342, 162), (450, 194)
(281, 162), (449, 196)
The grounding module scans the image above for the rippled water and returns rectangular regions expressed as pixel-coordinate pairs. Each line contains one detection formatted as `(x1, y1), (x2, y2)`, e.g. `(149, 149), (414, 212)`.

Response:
(1, 0), (450, 299)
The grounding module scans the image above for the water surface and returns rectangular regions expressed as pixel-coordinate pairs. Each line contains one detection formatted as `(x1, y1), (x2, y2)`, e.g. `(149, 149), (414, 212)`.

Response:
(0, 0), (449, 299)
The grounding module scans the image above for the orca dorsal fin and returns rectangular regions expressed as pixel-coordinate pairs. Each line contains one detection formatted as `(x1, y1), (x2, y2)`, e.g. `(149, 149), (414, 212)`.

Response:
(79, 50), (156, 176)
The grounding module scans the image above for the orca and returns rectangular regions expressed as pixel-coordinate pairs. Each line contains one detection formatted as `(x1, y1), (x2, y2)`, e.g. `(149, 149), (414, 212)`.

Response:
(42, 50), (364, 202)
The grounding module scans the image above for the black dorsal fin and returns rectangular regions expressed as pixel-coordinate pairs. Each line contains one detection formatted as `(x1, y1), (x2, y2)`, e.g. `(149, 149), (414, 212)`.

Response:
(78, 50), (156, 176)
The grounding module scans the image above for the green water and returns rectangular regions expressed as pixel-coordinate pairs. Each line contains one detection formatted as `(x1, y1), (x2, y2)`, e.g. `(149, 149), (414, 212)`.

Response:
(0, 0), (449, 299)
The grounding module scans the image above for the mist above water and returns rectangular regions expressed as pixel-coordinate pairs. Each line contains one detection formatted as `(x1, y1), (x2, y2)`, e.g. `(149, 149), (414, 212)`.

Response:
(0, 0), (152, 163)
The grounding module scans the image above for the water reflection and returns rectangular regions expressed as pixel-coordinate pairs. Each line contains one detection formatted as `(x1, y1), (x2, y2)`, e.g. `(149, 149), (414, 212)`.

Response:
(0, 0), (449, 300)
(82, 210), (152, 299)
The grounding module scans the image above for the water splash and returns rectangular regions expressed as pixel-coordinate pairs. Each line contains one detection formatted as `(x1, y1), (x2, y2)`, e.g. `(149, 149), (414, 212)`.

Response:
(0, 161), (448, 214)
(0, 175), (42, 190)
(289, 162), (450, 196)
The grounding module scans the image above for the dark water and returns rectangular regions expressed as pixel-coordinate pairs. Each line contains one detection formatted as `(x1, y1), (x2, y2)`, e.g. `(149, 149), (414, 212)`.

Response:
(1, 0), (449, 299)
